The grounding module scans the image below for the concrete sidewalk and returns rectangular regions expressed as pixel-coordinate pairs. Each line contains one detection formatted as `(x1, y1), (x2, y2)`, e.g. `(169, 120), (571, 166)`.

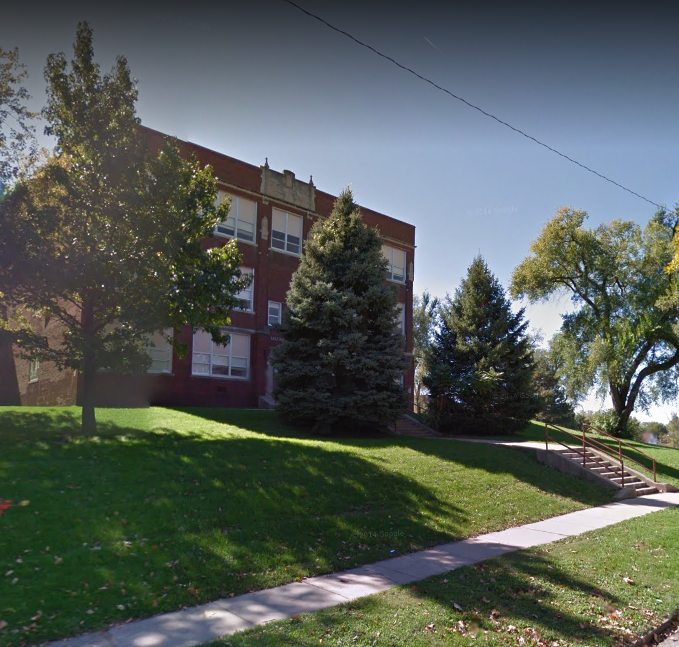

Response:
(49, 492), (679, 647)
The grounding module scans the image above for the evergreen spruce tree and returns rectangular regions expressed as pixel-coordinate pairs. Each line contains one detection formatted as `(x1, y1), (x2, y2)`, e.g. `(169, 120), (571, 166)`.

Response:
(270, 188), (406, 434)
(424, 256), (539, 434)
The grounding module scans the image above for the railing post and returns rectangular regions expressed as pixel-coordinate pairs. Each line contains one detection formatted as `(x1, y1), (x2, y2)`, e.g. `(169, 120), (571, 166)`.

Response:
(653, 459), (657, 482)
(582, 424), (587, 467)
(621, 458), (625, 489)
(545, 423), (548, 451)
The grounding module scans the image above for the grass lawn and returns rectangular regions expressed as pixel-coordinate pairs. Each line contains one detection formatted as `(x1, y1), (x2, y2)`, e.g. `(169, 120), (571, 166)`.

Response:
(0, 407), (613, 646)
(213, 506), (679, 646)
(517, 422), (679, 487)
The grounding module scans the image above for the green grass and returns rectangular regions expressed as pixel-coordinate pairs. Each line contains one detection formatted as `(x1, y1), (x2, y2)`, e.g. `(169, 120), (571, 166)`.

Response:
(0, 407), (612, 646)
(213, 507), (679, 647)
(518, 421), (679, 487)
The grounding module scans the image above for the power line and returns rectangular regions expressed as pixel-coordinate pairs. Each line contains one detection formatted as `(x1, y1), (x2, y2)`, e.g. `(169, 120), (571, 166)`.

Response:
(282, 0), (669, 211)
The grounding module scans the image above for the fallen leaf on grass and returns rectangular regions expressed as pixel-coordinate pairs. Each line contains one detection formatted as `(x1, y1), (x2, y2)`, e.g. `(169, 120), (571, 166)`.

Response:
(453, 602), (463, 612)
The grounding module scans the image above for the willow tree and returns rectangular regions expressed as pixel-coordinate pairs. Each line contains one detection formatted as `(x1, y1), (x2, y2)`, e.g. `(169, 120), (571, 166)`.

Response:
(0, 23), (249, 433)
(511, 206), (679, 437)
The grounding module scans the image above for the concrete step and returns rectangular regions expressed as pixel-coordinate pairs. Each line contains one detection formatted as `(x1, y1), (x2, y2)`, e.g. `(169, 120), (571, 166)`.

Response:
(610, 473), (639, 480)
(635, 486), (659, 496)
(560, 450), (658, 496)
(612, 478), (644, 487)
(552, 445), (661, 497)
(563, 454), (609, 464)
(391, 415), (439, 438)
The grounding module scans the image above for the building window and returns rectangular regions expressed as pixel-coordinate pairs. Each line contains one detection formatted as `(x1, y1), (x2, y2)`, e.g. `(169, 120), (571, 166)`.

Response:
(395, 303), (406, 335)
(28, 360), (39, 383)
(192, 331), (250, 379)
(271, 208), (303, 255)
(236, 268), (254, 311)
(147, 330), (173, 374)
(268, 301), (282, 326)
(382, 245), (406, 283)
(215, 192), (257, 243)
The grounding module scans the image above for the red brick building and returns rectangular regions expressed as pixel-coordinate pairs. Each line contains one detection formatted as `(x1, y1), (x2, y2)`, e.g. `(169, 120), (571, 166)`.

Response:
(1, 127), (416, 409)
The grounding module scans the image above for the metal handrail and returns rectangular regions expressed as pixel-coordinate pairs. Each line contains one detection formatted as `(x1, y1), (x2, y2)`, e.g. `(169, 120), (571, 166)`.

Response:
(544, 422), (656, 486)
(582, 423), (656, 482)
(543, 428), (622, 484)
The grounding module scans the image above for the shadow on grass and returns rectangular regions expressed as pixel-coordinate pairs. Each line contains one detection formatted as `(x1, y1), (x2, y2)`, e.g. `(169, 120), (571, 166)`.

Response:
(405, 548), (626, 647)
(0, 407), (83, 444)
(165, 408), (612, 508)
(0, 414), (465, 644)
(221, 547), (630, 647)
(164, 406), (313, 439)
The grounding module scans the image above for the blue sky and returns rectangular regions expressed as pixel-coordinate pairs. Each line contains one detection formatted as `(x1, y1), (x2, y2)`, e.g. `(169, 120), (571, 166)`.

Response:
(3, 2), (679, 421)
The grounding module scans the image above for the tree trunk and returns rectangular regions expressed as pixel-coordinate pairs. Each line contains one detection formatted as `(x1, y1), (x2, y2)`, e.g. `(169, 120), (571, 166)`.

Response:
(0, 306), (21, 405)
(614, 408), (632, 438)
(81, 300), (97, 435)
(609, 383), (633, 438)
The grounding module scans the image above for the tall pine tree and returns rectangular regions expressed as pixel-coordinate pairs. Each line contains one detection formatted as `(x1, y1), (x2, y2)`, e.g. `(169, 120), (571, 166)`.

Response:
(424, 256), (539, 434)
(270, 188), (406, 434)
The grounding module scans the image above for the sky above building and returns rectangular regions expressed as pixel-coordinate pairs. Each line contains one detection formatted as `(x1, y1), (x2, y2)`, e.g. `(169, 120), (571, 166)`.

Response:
(3, 1), (679, 420)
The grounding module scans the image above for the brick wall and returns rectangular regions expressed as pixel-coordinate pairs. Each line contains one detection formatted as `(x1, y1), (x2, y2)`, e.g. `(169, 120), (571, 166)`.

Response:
(4, 128), (416, 409)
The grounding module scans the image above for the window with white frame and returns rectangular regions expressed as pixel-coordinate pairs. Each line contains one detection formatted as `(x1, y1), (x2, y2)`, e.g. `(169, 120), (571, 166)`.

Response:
(215, 192), (257, 243)
(192, 331), (250, 379)
(268, 301), (282, 326)
(382, 245), (406, 283)
(236, 268), (254, 311)
(395, 303), (406, 335)
(28, 360), (39, 383)
(147, 330), (173, 374)
(271, 208), (303, 255)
